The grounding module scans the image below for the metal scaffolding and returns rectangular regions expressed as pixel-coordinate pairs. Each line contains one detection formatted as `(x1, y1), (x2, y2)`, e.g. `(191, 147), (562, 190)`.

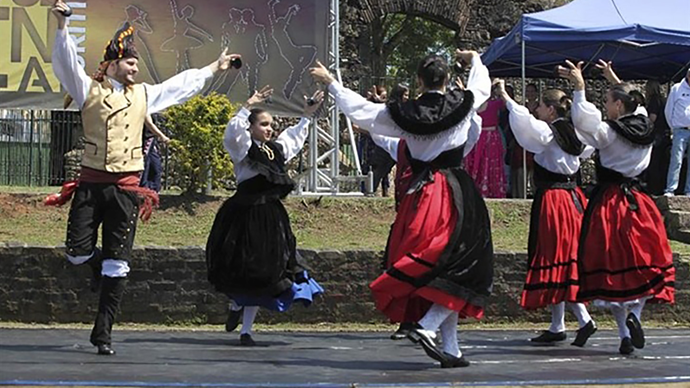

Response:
(296, 0), (372, 196)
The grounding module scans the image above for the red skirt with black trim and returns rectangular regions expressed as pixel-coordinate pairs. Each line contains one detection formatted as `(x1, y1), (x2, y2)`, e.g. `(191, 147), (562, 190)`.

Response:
(521, 188), (586, 309)
(577, 186), (675, 304)
(370, 170), (486, 323)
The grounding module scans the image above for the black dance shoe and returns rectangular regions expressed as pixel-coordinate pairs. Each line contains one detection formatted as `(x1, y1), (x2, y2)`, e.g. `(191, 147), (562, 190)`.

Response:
(530, 330), (567, 344)
(619, 337), (634, 355)
(97, 344), (116, 355)
(225, 307), (243, 333)
(571, 320), (597, 347)
(239, 333), (256, 347)
(440, 353), (471, 368)
(390, 322), (414, 340)
(626, 313), (645, 349)
(407, 323), (445, 363)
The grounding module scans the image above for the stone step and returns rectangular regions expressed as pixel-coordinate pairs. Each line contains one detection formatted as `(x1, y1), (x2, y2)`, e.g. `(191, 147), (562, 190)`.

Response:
(655, 195), (690, 212)
(671, 229), (690, 245)
(665, 211), (690, 231)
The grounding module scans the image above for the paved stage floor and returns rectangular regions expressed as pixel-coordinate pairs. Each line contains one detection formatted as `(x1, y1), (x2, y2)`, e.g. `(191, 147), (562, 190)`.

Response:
(1, 328), (689, 387)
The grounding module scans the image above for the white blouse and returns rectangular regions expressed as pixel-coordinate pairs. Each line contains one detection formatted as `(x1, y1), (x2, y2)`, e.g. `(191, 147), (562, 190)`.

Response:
(370, 111), (484, 162)
(572, 90), (651, 178)
(506, 99), (594, 176)
(224, 107), (310, 183)
(327, 56), (491, 162)
(52, 28), (213, 113)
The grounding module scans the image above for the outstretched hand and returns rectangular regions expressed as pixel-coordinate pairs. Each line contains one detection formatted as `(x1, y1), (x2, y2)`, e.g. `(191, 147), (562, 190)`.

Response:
(455, 49), (479, 67)
(51, 0), (69, 29)
(493, 79), (508, 101)
(595, 59), (622, 85)
(217, 48), (241, 72)
(309, 60), (336, 85)
(303, 90), (325, 116)
(557, 60), (585, 91)
(367, 85), (386, 103)
(245, 85), (274, 107)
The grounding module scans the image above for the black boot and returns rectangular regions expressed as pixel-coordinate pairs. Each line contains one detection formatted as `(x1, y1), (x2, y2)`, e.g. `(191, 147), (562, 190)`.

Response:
(90, 276), (127, 354)
(97, 344), (116, 356)
(85, 249), (103, 293)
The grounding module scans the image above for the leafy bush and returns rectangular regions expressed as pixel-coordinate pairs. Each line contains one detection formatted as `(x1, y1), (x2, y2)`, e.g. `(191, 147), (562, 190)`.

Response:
(163, 93), (240, 194)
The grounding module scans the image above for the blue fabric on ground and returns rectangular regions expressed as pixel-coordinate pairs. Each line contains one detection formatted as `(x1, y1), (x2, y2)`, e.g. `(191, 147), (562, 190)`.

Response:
(231, 271), (324, 312)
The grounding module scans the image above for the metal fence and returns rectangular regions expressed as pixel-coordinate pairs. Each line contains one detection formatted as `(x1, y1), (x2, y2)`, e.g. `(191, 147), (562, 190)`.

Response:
(0, 109), (173, 187)
(0, 109), (74, 186)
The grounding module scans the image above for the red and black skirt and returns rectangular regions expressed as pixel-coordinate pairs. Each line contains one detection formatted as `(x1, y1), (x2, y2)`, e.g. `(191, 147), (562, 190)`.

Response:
(577, 166), (675, 304)
(521, 166), (586, 309)
(370, 147), (494, 323)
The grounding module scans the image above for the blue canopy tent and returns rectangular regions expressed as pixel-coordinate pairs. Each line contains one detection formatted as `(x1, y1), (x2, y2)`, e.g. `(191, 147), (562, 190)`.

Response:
(480, 0), (690, 198)
(481, 0), (690, 82)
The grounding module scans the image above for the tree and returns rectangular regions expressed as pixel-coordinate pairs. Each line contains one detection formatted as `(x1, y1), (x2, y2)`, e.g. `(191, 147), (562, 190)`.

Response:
(163, 93), (239, 194)
(365, 13), (457, 81)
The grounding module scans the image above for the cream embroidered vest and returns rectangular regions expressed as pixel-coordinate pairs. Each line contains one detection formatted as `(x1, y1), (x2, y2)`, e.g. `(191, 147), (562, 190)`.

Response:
(80, 80), (147, 173)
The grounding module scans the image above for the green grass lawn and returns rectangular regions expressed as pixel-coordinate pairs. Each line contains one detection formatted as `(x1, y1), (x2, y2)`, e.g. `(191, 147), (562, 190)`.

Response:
(1, 190), (690, 257)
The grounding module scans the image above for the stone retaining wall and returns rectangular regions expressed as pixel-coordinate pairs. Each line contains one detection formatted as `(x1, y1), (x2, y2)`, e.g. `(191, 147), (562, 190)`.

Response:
(0, 245), (688, 324)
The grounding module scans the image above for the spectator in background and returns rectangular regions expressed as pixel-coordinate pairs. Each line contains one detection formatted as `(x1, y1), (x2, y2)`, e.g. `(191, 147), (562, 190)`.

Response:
(664, 68), (690, 197)
(464, 83), (507, 198)
(644, 80), (670, 195)
(140, 115), (170, 192)
(357, 85), (397, 196)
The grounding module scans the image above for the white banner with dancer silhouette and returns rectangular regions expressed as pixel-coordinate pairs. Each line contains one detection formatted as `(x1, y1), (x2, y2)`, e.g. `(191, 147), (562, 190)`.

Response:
(0, 0), (328, 116)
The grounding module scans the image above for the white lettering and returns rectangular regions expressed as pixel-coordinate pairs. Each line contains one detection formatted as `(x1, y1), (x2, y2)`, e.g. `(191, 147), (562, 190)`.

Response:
(64, 1), (86, 70)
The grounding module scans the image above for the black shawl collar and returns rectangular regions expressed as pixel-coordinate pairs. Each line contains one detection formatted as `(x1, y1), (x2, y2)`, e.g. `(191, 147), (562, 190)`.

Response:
(549, 118), (585, 156)
(605, 114), (654, 147)
(387, 89), (474, 137)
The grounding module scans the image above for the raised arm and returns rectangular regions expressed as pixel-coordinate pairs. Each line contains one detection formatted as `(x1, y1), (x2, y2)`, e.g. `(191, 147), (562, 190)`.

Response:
(223, 108), (253, 163)
(495, 79), (550, 154)
(463, 112), (483, 156)
(309, 61), (401, 138)
(275, 91), (325, 162)
(571, 90), (615, 149)
(51, 2), (91, 108)
(146, 49), (241, 113)
(596, 59), (622, 85)
(456, 50), (491, 110)
(559, 60), (615, 149)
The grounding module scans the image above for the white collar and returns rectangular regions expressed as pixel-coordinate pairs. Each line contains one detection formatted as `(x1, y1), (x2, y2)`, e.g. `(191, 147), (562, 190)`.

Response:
(107, 77), (124, 91)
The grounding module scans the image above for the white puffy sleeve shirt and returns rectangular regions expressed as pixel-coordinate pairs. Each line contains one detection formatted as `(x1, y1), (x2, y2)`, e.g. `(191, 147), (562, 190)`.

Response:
(223, 107), (310, 183)
(327, 56), (491, 162)
(571, 90), (651, 177)
(506, 99), (593, 175)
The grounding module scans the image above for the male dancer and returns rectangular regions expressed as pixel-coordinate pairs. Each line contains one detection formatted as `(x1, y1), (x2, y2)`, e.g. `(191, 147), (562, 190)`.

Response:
(49, 0), (240, 355)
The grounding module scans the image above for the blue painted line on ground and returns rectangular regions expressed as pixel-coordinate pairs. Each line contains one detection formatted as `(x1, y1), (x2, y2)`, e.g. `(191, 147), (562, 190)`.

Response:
(3, 376), (690, 387)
